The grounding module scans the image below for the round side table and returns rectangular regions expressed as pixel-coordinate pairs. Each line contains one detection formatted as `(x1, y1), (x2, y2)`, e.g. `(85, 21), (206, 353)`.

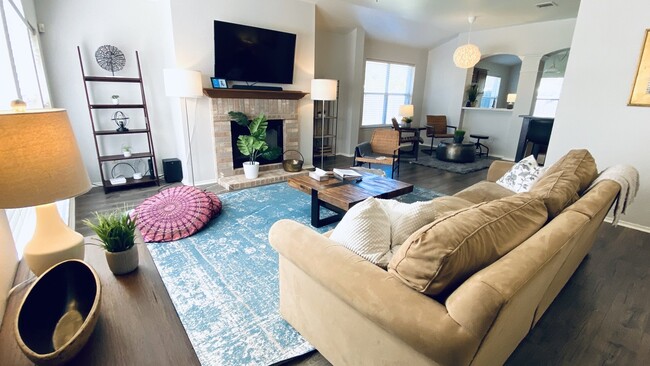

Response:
(436, 141), (476, 163)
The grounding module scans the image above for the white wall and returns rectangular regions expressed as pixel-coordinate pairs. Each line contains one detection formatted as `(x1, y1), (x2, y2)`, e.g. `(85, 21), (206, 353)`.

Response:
(547, 0), (650, 230)
(34, 0), (177, 184)
(423, 19), (576, 159)
(358, 38), (429, 143)
(168, 0), (316, 176)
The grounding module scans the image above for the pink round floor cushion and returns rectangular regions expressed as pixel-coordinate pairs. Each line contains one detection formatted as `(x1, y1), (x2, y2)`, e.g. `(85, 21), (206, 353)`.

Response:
(135, 186), (221, 242)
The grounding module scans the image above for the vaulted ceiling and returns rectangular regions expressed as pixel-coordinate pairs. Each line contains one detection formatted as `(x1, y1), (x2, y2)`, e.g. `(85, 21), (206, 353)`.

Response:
(312, 0), (581, 48)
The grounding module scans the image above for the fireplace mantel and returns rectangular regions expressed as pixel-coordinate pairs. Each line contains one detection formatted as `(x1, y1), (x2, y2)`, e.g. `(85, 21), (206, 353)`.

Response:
(203, 88), (307, 100)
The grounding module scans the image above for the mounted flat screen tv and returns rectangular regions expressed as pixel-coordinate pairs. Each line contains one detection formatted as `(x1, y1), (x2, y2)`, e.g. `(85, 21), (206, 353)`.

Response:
(214, 21), (296, 84)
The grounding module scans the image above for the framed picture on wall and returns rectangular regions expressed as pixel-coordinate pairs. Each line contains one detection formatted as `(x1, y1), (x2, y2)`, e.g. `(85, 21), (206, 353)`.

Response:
(211, 77), (228, 89)
(629, 29), (650, 106)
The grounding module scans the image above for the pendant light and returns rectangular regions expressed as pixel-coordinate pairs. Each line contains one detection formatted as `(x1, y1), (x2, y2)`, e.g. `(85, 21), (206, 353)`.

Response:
(453, 16), (481, 69)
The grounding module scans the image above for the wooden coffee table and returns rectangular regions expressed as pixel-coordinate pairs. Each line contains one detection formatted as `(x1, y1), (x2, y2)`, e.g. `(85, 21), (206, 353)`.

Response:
(288, 172), (413, 227)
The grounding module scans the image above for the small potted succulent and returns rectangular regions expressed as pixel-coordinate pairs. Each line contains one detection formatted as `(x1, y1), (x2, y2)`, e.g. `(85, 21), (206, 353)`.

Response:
(454, 129), (466, 143)
(122, 144), (132, 157)
(466, 84), (478, 107)
(84, 210), (139, 275)
(112, 95), (120, 105)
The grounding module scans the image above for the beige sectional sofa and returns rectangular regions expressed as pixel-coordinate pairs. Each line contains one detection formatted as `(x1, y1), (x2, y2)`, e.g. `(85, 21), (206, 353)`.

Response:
(269, 150), (620, 366)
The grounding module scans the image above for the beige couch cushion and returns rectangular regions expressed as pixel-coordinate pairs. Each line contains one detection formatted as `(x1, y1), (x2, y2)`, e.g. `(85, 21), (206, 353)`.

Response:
(529, 170), (581, 219)
(541, 149), (598, 193)
(388, 193), (548, 296)
(453, 180), (516, 204)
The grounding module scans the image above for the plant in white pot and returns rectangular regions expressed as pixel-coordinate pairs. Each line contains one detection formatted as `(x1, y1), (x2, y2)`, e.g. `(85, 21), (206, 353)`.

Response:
(228, 111), (281, 179)
(84, 210), (139, 275)
(121, 144), (132, 157)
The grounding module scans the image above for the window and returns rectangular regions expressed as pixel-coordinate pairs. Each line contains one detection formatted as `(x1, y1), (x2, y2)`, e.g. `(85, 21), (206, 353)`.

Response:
(533, 77), (564, 117)
(479, 76), (501, 108)
(361, 60), (415, 126)
(0, 0), (50, 108)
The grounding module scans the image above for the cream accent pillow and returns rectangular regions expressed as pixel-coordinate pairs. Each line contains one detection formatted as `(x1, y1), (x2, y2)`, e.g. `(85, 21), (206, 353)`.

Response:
(329, 198), (392, 266)
(496, 155), (545, 193)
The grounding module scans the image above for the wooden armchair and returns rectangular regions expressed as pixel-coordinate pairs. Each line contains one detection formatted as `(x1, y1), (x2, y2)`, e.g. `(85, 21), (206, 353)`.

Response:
(391, 118), (424, 160)
(353, 129), (401, 178)
(426, 115), (457, 154)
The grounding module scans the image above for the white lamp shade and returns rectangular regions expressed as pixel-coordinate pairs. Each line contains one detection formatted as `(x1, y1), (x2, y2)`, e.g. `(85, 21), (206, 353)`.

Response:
(399, 104), (414, 117)
(311, 79), (338, 101)
(163, 69), (203, 97)
(453, 44), (481, 69)
(507, 93), (517, 103)
(0, 109), (91, 208)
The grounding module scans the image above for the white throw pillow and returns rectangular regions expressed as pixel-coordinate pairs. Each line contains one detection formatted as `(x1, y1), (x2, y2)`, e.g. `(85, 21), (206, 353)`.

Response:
(376, 199), (439, 258)
(496, 155), (546, 193)
(329, 197), (392, 266)
(329, 197), (439, 267)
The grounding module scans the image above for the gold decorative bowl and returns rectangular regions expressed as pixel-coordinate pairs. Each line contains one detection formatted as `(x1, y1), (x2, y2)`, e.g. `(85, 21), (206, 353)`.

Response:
(15, 260), (101, 366)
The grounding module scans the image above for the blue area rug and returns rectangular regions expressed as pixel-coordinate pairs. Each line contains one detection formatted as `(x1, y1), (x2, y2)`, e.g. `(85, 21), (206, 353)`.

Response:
(147, 182), (442, 366)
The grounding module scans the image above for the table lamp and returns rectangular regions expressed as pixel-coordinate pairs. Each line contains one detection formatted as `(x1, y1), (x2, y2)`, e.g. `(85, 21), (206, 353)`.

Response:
(507, 94), (517, 109)
(0, 109), (91, 276)
(311, 79), (338, 169)
(399, 104), (414, 125)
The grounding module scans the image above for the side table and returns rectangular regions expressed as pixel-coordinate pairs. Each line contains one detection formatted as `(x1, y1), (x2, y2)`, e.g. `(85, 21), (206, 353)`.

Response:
(436, 141), (476, 163)
(0, 242), (200, 365)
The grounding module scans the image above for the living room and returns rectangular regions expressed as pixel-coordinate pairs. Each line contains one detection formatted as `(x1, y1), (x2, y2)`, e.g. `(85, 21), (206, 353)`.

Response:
(1, 0), (649, 365)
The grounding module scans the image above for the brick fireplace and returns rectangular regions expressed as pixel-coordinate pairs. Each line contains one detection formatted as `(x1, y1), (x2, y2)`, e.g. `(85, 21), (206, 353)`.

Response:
(206, 89), (308, 190)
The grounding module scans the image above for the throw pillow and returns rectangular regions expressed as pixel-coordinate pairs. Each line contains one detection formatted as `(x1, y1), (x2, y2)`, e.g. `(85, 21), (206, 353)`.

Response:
(329, 197), (392, 266)
(529, 170), (581, 219)
(496, 155), (545, 193)
(540, 149), (598, 193)
(376, 199), (440, 259)
(388, 193), (548, 296)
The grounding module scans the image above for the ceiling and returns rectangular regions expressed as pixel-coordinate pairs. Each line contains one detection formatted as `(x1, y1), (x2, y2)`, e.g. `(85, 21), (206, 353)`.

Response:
(311, 0), (581, 48)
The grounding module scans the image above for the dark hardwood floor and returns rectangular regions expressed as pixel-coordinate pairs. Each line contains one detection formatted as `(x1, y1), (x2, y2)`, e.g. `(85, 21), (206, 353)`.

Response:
(76, 155), (650, 366)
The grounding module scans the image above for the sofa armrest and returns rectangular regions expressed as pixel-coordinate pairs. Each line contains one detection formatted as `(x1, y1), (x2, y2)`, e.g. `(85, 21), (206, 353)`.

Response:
(269, 219), (481, 366)
(486, 161), (515, 182)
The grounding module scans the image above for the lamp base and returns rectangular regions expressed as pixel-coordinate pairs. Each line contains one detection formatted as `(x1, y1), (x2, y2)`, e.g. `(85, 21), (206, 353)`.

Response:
(23, 203), (85, 276)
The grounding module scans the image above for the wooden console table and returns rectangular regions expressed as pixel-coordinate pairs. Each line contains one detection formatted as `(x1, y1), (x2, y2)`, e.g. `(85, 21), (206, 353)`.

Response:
(0, 243), (200, 365)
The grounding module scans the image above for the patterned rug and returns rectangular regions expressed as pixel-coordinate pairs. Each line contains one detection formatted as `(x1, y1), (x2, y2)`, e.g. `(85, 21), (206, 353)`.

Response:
(147, 182), (442, 366)
(410, 154), (497, 174)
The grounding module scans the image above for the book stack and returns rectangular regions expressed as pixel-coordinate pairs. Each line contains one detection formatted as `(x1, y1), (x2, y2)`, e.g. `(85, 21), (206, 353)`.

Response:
(333, 168), (362, 182)
(309, 168), (332, 181)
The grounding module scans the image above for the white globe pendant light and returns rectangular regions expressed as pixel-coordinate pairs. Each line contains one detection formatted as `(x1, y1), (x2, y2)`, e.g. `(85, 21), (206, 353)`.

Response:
(453, 16), (481, 69)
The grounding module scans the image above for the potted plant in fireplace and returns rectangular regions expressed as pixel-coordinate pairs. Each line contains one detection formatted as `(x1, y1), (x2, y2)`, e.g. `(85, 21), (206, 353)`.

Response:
(228, 111), (282, 179)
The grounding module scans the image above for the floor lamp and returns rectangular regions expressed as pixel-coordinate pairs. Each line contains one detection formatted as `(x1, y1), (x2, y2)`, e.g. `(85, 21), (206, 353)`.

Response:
(0, 109), (91, 276)
(311, 79), (338, 169)
(163, 69), (203, 186)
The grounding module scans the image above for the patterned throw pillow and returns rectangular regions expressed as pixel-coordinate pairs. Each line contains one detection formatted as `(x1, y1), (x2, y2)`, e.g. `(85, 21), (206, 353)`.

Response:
(376, 199), (439, 260)
(496, 155), (545, 193)
(329, 198), (392, 266)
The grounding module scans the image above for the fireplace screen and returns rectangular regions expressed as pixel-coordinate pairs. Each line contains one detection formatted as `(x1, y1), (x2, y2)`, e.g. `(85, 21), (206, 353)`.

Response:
(230, 119), (283, 169)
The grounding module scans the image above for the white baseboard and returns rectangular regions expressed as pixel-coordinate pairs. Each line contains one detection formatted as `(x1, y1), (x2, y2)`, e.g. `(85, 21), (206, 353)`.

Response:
(603, 217), (650, 233)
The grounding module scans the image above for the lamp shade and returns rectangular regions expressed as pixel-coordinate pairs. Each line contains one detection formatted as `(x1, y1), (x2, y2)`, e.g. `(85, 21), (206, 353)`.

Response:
(507, 93), (517, 103)
(163, 69), (203, 98)
(311, 79), (338, 101)
(453, 44), (481, 69)
(0, 109), (91, 208)
(399, 104), (414, 117)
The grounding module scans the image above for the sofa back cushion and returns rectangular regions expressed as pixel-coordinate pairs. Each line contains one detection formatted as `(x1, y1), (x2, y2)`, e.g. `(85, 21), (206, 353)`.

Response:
(541, 149), (598, 193)
(388, 194), (548, 296)
(453, 181), (516, 204)
(529, 170), (581, 219)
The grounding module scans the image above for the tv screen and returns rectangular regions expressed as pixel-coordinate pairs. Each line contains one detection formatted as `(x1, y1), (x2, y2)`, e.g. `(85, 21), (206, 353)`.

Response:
(214, 21), (296, 84)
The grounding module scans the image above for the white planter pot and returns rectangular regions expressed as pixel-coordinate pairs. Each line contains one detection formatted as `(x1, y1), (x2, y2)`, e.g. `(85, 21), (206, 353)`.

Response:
(243, 161), (260, 179)
(123, 151), (132, 158)
(104, 244), (139, 275)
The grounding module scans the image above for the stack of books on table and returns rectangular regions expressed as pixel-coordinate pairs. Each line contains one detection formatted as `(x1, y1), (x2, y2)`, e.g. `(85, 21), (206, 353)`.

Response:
(333, 168), (363, 182)
(309, 168), (332, 181)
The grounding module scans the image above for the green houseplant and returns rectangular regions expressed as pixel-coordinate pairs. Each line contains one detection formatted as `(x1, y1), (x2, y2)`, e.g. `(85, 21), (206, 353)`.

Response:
(84, 210), (139, 275)
(466, 84), (479, 107)
(228, 111), (282, 179)
(454, 129), (466, 143)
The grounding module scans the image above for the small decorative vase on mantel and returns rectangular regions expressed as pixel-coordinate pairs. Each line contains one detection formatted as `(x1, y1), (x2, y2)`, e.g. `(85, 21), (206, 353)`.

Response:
(84, 210), (139, 275)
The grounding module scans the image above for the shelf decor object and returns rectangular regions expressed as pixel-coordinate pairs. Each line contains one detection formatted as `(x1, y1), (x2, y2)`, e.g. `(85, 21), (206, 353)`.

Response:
(0, 109), (91, 276)
(311, 79), (338, 169)
(453, 16), (481, 69)
(163, 68), (203, 186)
(78, 46), (160, 192)
(629, 29), (650, 106)
(94, 45), (126, 76)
